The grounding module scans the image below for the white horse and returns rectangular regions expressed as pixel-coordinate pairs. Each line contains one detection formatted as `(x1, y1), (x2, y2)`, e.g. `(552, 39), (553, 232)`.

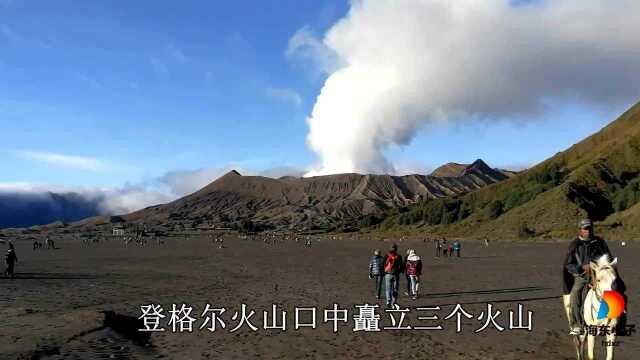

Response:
(563, 255), (620, 360)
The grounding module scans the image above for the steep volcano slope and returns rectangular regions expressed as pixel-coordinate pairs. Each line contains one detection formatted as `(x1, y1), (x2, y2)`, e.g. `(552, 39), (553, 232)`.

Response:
(122, 161), (508, 231)
(431, 159), (516, 181)
(380, 101), (640, 239)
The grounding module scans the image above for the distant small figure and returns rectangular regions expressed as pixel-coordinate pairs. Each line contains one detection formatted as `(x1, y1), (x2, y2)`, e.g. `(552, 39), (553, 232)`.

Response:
(447, 243), (454, 258)
(453, 240), (461, 257)
(405, 249), (422, 300)
(484, 238), (490, 247)
(621, 241), (626, 247)
(435, 239), (442, 258)
(5, 243), (18, 277)
(368, 249), (384, 300)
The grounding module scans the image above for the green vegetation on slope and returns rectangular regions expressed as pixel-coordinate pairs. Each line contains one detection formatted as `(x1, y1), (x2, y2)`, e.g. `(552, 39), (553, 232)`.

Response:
(370, 101), (640, 239)
(379, 162), (568, 230)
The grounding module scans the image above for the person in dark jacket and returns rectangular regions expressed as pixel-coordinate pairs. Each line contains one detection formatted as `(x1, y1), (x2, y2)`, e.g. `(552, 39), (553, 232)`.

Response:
(368, 249), (384, 299)
(5, 243), (18, 278)
(383, 243), (404, 308)
(563, 219), (614, 335)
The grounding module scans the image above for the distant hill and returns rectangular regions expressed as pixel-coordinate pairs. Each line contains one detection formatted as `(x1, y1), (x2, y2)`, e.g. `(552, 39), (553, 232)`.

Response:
(376, 101), (640, 239)
(0, 192), (102, 229)
(431, 159), (517, 180)
(115, 160), (509, 232)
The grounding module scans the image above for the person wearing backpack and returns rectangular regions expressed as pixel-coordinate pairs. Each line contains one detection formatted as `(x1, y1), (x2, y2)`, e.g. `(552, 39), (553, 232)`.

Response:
(405, 249), (423, 299)
(383, 243), (404, 308)
(368, 249), (384, 299)
(404, 249), (412, 297)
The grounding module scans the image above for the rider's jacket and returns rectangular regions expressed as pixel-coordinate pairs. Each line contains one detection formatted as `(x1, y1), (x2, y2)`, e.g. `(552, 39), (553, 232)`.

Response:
(564, 236), (612, 275)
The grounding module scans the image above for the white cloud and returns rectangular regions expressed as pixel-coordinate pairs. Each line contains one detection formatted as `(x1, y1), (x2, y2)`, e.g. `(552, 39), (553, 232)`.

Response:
(166, 43), (189, 63)
(76, 73), (104, 90)
(0, 181), (103, 194)
(1, 24), (52, 49)
(0, 162), (312, 218)
(17, 150), (111, 171)
(157, 167), (238, 197)
(393, 159), (432, 176)
(0, 182), (42, 192)
(301, 0), (640, 176)
(97, 187), (173, 215)
(149, 56), (169, 75)
(258, 166), (305, 178)
(265, 87), (303, 107)
(1, 24), (22, 45)
(286, 26), (343, 76)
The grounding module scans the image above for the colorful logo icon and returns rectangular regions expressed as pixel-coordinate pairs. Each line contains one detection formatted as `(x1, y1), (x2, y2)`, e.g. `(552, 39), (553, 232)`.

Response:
(597, 290), (625, 320)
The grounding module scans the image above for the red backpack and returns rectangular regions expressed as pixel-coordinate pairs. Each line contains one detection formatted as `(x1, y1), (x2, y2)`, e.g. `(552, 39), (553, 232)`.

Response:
(384, 253), (399, 273)
(406, 260), (418, 275)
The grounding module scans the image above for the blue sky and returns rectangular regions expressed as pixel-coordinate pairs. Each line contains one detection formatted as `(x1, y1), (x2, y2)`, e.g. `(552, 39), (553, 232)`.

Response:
(0, 0), (348, 188)
(0, 0), (636, 197)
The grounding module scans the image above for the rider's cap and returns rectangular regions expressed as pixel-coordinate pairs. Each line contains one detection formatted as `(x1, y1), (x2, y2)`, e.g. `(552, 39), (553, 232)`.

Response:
(579, 219), (593, 229)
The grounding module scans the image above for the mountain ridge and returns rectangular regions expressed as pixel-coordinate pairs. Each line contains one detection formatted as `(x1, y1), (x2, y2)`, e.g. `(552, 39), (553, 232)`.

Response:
(116, 160), (510, 231)
(376, 101), (640, 239)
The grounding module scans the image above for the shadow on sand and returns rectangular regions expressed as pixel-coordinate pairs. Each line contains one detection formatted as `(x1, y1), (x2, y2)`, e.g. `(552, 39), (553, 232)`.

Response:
(432, 295), (561, 307)
(432, 255), (504, 260)
(421, 286), (551, 299)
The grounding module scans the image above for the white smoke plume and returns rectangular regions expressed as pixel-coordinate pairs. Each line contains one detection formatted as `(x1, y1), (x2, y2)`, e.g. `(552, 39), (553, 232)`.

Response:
(302, 0), (640, 176)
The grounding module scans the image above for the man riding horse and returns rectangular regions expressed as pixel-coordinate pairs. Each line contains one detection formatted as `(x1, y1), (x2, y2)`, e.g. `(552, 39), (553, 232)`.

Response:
(562, 219), (625, 336)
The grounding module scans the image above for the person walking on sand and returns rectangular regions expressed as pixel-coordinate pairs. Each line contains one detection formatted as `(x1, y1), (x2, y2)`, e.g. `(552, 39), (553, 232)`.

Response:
(453, 240), (461, 257)
(383, 244), (404, 308)
(5, 243), (18, 278)
(404, 249), (413, 297)
(447, 243), (454, 258)
(368, 249), (384, 299)
(435, 239), (442, 258)
(405, 249), (423, 299)
(441, 237), (448, 255)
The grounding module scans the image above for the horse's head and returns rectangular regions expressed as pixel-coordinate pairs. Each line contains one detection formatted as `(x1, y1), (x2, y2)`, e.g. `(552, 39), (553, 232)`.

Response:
(589, 255), (618, 292)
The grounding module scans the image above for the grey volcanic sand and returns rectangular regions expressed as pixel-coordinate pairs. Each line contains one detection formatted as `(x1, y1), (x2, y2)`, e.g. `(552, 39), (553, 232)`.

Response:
(1, 236), (638, 359)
